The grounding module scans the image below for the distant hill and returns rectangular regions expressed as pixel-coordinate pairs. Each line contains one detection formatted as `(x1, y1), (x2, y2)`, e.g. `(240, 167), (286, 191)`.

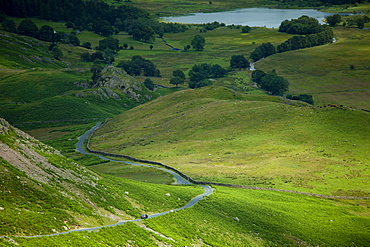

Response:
(0, 117), (200, 236)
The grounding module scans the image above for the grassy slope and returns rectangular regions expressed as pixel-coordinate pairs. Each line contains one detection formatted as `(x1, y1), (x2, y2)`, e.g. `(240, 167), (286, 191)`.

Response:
(90, 86), (370, 197)
(0, 30), (157, 128)
(0, 119), (202, 236)
(256, 26), (370, 109)
(7, 186), (370, 246)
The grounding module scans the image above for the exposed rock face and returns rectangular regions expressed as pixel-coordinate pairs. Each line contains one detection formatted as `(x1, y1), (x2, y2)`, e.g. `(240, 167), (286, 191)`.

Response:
(94, 66), (151, 102)
(0, 118), (97, 186)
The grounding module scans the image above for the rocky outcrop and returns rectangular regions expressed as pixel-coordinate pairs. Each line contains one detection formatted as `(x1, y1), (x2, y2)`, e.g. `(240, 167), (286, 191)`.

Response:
(94, 66), (152, 102)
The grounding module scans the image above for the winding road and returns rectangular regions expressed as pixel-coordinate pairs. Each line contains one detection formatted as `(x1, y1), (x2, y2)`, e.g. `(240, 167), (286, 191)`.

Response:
(16, 122), (213, 238)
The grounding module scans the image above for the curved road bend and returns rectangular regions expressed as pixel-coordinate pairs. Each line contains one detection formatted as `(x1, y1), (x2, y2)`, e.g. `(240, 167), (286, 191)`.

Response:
(13, 122), (213, 238)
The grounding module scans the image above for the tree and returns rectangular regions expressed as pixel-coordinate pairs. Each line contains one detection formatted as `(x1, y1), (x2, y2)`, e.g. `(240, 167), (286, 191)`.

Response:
(173, 70), (185, 81)
(97, 37), (119, 52)
(170, 77), (184, 87)
(132, 25), (155, 43)
(51, 46), (63, 60)
(250, 42), (276, 61)
(66, 33), (80, 46)
(255, 71), (289, 96)
(326, 14), (341, 26)
(189, 71), (206, 84)
(230, 55), (249, 69)
(91, 64), (104, 84)
(38, 25), (54, 42)
(82, 42), (92, 49)
(118, 55), (160, 77)
(65, 21), (74, 29)
(93, 19), (114, 36)
(17, 19), (39, 38)
(251, 70), (267, 84)
(191, 35), (206, 51)
(80, 52), (92, 62)
(1, 19), (17, 33)
(144, 78), (155, 90)
(149, 45), (153, 50)
(211, 64), (227, 78)
(357, 18), (365, 29)
(241, 25), (251, 33)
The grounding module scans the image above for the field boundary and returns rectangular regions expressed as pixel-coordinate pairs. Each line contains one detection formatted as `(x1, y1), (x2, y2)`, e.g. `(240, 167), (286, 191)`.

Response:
(86, 121), (370, 200)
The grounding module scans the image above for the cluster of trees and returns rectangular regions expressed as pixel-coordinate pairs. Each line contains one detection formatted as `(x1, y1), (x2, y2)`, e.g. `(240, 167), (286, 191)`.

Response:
(252, 70), (289, 96)
(81, 37), (120, 64)
(241, 25), (252, 33)
(2, 18), (80, 45)
(131, 25), (156, 43)
(286, 94), (314, 105)
(279, 16), (325, 35)
(188, 63), (227, 89)
(230, 55), (249, 69)
(248, 16), (334, 61)
(344, 14), (370, 29)
(250, 42), (276, 62)
(143, 78), (155, 90)
(191, 35), (206, 51)
(276, 0), (366, 8)
(48, 44), (63, 60)
(0, 0), (188, 40)
(326, 14), (369, 29)
(117, 55), (160, 77)
(170, 70), (186, 87)
(202, 21), (223, 31)
(326, 14), (342, 26)
(81, 50), (114, 64)
(277, 28), (333, 53)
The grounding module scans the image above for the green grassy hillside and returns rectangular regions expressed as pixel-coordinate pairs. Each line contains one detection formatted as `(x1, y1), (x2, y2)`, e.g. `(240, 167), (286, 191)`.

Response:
(0, 118), (202, 236)
(90, 86), (370, 197)
(0, 31), (157, 129)
(5, 186), (370, 246)
(257, 27), (370, 110)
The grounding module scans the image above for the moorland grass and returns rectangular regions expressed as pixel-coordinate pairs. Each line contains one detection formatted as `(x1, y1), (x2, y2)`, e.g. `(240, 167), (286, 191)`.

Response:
(146, 186), (370, 246)
(0, 31), (65, 70)
(90, 86), (370, 197)
(10, 186), (370, 246)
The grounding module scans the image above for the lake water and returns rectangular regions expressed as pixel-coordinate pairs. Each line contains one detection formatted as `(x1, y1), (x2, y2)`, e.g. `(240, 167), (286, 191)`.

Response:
(162, 8), (337, 28)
